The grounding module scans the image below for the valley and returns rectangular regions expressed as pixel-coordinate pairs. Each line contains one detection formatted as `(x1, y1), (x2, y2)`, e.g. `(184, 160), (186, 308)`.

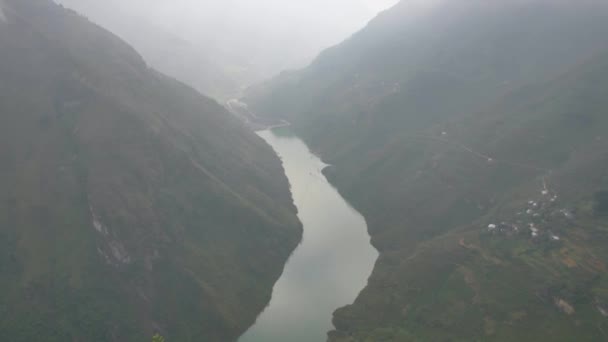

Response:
(3, 0), (608, 341)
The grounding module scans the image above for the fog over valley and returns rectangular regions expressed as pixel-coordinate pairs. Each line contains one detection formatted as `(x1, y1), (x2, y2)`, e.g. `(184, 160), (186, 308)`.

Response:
(55, 0), (399, 99)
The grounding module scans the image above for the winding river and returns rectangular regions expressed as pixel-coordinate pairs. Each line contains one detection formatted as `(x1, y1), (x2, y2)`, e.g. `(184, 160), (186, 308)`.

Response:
(240, 128), (378, 342)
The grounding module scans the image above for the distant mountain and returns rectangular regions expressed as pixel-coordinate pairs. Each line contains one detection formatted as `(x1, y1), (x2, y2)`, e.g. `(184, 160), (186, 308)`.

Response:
(55, 0), (240, 100)
(55, 0), (398, 101)
(246, 0), (608, 340)
(0, 0), (301, 341)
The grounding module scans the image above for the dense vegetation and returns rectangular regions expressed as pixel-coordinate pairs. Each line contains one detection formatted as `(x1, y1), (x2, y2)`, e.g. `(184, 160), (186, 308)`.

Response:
(246, 0), (608, 340)
(0, 0), (301, 341)
(595, 191), (608, 217)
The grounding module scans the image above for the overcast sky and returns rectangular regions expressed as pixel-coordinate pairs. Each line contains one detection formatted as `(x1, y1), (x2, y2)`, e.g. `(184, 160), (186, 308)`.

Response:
(56, 0), (399, 96)
(58, 0), (398, 62)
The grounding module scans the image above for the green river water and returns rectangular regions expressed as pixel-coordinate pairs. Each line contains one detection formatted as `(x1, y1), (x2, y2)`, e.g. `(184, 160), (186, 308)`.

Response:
(240, 128), (378, 342)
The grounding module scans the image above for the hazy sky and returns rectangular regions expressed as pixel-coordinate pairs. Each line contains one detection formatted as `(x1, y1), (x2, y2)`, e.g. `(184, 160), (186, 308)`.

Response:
(56, 0), (399, 96)
(58, 0), (398, 64)
(131, 0), (399, 58)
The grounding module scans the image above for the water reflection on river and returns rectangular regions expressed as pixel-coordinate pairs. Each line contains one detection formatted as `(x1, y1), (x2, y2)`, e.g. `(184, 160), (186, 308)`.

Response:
(240, 128), (378, 342)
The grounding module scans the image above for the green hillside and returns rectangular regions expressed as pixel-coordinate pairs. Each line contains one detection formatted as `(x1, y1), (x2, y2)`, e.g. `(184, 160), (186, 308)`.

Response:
(325, 51), (608, 342)
(0, 0), (301, 341)
(246, 0), (608, 340)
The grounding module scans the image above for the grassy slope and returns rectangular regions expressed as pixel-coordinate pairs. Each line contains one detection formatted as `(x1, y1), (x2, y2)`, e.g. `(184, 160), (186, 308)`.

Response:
(246, 0), (608, 340)
(0, 0), (301, 341)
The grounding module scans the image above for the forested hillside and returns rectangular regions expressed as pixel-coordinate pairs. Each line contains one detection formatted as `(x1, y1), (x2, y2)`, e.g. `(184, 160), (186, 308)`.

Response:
(246, 0), (608, 340)
(0, 0), (301, 340)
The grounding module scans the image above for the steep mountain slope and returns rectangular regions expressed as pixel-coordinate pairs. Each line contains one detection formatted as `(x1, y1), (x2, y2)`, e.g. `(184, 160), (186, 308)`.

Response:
(327, 51), (608, 341)
(246, 0), (608, 340)
(0, 0), (301, 341)
(54, 0), (239, 100)
(247, 0), (608, 153)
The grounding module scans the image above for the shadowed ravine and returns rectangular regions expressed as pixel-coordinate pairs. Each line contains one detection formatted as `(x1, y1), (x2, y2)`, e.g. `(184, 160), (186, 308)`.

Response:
(240, 128), (378, 342)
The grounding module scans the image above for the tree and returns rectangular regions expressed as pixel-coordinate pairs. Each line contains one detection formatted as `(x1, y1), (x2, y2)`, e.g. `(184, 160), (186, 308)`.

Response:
(152, 333), (165, 342)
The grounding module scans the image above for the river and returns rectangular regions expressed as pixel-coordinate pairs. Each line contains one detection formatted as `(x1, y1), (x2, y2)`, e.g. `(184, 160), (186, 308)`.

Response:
(240, 128), (378, 342)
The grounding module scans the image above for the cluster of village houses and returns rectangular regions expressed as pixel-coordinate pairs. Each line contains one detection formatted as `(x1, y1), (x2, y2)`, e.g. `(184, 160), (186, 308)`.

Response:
(485, 184), (575, 243)
(484, 182), (608, 318)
